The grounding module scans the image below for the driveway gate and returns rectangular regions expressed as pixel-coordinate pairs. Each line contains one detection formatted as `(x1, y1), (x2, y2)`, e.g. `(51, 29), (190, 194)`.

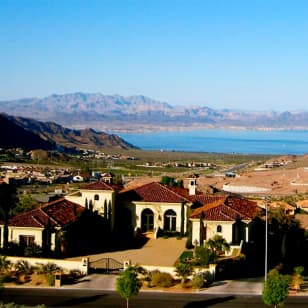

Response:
(89, 257), (124, 274)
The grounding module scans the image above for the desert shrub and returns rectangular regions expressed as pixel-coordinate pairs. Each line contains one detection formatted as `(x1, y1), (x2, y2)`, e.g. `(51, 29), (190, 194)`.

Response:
(0, 256), (11, 274)
(194, 246), (215, 266)
(47, 274), (55, 286)
(150, 271), (173, 288)
(191, 272), (205, 289)
(14, 260), (33, 275)
(36, 262), (58, 275)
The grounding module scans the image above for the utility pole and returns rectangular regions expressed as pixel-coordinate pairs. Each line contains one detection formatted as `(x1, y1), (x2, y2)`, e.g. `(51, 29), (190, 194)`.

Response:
(264, 197), (268, 282)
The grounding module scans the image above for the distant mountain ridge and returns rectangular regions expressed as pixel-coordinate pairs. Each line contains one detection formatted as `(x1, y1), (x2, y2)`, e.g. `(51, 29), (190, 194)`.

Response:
(0, 113), (136, 151)
(0, 93), (308, 131)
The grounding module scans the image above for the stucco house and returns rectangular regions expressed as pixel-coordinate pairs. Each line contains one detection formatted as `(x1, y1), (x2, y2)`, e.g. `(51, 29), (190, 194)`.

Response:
(190, 195), (261, 246)
(118, 174), (261, 244)
(65, 181), (120, 229)
(0, 198), (84, 251)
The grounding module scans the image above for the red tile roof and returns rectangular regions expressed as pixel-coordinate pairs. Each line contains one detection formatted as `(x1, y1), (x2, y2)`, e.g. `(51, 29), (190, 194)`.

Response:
(82, 181), (114, 191)
(7, 198), (84, 228)
(190, 196), (260, 221)
(120, 182), (190, 203)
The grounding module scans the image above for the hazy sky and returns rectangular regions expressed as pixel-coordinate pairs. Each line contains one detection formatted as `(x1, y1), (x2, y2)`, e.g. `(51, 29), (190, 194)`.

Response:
(1, 0), (308, 111)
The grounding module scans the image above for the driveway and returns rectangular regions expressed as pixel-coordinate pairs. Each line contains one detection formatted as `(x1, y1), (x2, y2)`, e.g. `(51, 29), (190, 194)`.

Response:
(68, 237), (186, 267)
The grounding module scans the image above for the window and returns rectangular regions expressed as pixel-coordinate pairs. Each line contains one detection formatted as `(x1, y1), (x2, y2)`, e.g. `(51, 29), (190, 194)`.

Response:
(94, 194), (99, 201)
(19, 235), (35, 247)
(217, 225), (222, 233)
(164, 209), (177, 232)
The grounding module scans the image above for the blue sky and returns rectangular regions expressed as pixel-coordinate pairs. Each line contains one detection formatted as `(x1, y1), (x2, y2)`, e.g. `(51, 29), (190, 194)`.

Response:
(1, 0), (308, 111)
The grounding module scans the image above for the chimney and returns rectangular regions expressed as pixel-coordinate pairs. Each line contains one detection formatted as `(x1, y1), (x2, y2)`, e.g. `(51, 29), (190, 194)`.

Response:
(187, 174), (198, 196)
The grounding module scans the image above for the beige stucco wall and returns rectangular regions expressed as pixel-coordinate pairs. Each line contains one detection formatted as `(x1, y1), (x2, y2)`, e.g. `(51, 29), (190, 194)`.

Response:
(7, 256), (89, 275)
(0, 225), (58, 250)
(191, 219), (250, 246)
(134, 202), (187, 235)
(206, 221), (234, 243)
(8, 226), (44, 247)
(65, 189), (115, 215)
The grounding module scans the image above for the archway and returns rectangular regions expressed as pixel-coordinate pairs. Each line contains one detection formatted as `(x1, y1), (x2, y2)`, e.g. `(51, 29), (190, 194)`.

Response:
(141, 208), (154, 232)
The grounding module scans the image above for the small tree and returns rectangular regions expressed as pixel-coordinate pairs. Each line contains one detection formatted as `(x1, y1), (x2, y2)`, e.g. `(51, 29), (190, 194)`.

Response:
(194, 245), (215, 266)
(116, 266), (142, 308)
(262, 269), (290, 308)
(175, 261), (193, 285)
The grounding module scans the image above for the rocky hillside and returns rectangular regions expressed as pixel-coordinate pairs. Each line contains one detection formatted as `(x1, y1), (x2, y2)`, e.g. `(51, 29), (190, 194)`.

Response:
(0, 114), (137, 151)
(0, 93), (307, 131)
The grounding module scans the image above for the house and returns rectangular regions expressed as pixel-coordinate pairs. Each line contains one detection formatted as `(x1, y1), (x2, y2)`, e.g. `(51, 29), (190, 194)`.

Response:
(296, 200), (308, 213)
(65, 182), (115, 217)
(0, 198), (84, 251)
(118, 174), (260, 244)
(190, 196), (261, 246)
(119, 181), (190, 237)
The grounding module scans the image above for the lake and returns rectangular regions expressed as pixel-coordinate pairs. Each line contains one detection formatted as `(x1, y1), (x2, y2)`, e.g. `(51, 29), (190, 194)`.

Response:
(119, 129), (308, 155)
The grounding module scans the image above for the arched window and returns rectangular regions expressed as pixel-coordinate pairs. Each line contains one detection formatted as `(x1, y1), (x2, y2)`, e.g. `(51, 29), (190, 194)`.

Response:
(217, 225), (222, 233)
(164, 209), (177, 231)
(94, 194), (99, 201)
(141, 209), (154, 232)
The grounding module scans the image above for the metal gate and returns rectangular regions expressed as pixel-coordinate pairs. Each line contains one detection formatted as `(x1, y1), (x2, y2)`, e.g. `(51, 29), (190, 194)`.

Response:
(89, 257), (124, 274)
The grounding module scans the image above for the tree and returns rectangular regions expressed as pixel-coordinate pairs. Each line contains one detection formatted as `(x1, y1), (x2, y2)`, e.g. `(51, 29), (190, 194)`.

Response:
(262, 269), (290, 308)
(175, 261), (193, 285)
(0, 183), (18, 252)
(12, 194), (39, 215)
(194, 245), (215, 266)
(206, 234), (230, 259)
(116, 266), (142, 308)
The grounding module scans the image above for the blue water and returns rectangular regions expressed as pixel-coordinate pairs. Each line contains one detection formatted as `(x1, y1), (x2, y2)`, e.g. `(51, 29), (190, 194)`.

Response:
(119, 129), (308, 155)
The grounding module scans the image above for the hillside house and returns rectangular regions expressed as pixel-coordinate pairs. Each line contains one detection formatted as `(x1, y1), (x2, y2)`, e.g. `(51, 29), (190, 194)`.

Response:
(65, 181), (118, 229)
(190, 196), (261, 246)
(0, 198), (84, 251)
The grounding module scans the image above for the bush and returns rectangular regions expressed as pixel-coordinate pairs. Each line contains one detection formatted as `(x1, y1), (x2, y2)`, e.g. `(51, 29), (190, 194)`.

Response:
(150, 271), (173, 288)
(195, 246), (215, 266)
(191, 273), (205, 289)
(47, 274), (55, 286)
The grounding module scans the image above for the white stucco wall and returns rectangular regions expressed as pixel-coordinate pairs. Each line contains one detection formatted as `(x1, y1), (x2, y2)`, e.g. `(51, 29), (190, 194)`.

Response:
(206, 221), (234, 243)
(65, 189), (115, 215)
(191, 219), (201, 246)
(8, 226), (44, 247)
(134, 202), (186, 234)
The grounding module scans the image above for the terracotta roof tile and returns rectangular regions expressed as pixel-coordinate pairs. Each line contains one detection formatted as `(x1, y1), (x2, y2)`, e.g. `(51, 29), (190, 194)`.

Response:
(8, 198), (84, 228)
(120, 182), (189, 203)
(190, 196), (259, 221)
(82, 181), (114, 191)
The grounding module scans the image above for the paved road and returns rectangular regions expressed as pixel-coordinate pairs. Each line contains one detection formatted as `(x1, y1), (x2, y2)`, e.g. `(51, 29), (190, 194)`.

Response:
(61, 274), (264, 296)
(2, 288), (308, 307)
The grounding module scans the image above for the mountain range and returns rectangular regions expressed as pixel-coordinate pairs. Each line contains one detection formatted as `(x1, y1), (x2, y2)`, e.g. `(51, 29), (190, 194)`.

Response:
(0, 92), (307, 131)
(0, 114), (136, 152)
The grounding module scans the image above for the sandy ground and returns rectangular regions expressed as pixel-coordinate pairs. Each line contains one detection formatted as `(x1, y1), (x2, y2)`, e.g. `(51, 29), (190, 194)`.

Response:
(198, 166), (308, 196)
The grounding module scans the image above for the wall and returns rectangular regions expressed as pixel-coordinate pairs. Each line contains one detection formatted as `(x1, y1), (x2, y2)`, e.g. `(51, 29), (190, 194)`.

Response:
(7, 256), (89, 275)
(134, 202), (186, 236)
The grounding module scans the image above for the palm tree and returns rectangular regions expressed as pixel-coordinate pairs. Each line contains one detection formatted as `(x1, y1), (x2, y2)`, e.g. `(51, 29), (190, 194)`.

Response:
(206, 234), (230, 258)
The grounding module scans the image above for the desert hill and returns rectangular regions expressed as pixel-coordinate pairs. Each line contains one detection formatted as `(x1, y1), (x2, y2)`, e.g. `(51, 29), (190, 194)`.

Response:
(0, 113), (137, 151)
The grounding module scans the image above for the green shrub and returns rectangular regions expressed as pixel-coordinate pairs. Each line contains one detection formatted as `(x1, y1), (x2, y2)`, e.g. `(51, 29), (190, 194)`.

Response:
(47, 274), (55, 286)
(191, 273), (205, 289)
(150, 271), (173, 288)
